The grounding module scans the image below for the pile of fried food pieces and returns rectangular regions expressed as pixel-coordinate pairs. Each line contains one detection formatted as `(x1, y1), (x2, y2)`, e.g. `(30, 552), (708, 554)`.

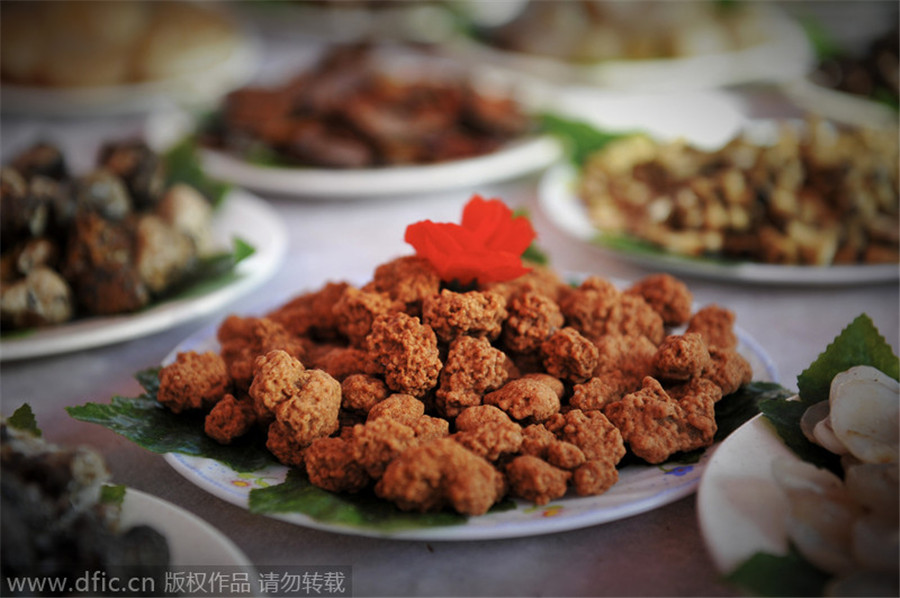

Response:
(1, 140), (214, 329)
(157, 258), (752, 516)
(580, 117), (899, 266)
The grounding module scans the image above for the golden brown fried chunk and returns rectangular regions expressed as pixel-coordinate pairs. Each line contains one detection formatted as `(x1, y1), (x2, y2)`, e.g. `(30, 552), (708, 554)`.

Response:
(703, 346), (752, 396)
(652, 333), (711, 381)
(341, 374), (390, 413)
(366, 255), (440, 315)
(604, 376), (719, 464)
(573, 459), (619, 497)
(540, 327), (599, 383)
(482, 263), (569, 303)
(453, 405), (524, 462)
(266, 281), (349, 340)
(351, 417), (418, 479)
(505, 455), (570, 505)
(204, 392), (255, 444)
(570, 376), (626, 412)
(158, 351), (230, 414)
(334, 286), (398, 347)
(217, 315), (306, 390)
(501, 290), (565, 354)
(435, 336), (514, 418)
(546, 441), (586, 471)
(686, 304), (738, 349)
(601, 294), (665, 345)
(250, 350), (341, 449)
(546, 409), (625, 466)
(520, 423), (557, 458)
(311, 345), (381, 381)
(266, 420), (306, 468)
(559, 277), (621, 339)
(422, 289), (507, 342)
(375, 438), (506, 515)
(410, 415), (450, 443)
(367, 393), (425, 426)
(484, 378), (560, 423)
(625, 273), (693, 326)
(305, 436), (370, 493)
(593, 333), (658, 386)
(521, 373), (565, 399)
(366, 312), (441, 397)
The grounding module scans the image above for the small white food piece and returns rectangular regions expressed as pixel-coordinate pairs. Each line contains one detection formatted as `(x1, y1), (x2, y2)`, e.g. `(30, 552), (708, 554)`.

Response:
(829, 366), (900, 464)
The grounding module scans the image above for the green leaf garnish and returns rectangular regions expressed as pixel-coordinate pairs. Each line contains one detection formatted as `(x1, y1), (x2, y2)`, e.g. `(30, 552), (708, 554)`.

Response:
(164, 136), (231, 207)
(249, 470), (469, 531)
(66, 368), (275, 473)
(157, 237), (256, 303)
(100, 484), (127, 507)
(7, 403), (41, 437)
(758, 398), (842, 474)
(725, 547), (831, 597)
(538, 112), (634, 169)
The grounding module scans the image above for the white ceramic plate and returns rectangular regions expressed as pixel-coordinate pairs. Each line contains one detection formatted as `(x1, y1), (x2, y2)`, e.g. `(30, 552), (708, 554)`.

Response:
(0, 190), (287, 361)
(120, 487), (252, 568)
(696, 413), (796, 574)
(538, 163), (900, 286)
(0, 33), (259, 118)
(160, 316), (777, 541)
(449, 3), (813, 92)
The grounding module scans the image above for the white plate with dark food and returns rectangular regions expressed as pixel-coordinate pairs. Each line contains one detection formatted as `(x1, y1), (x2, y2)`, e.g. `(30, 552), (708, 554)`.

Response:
(153, 44), (563, 199)
(0, 1), (259, 117)
(159, 317), (777, 541)
(538, 117), (900, 285)
(0, 190), (286, 361)
(449, 2), (813, 91)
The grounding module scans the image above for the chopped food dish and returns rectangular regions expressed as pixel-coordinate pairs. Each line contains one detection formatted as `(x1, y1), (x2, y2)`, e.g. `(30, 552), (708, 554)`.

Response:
(577, 117), (899, 266)
(1, 408), (170, 595)
(1, 140), (218, 330)
(152, 196), (755, 516)
(199, 43), (536, 169)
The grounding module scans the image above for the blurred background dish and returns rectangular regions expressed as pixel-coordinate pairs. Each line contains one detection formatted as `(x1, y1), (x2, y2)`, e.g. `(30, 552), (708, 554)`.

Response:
(447, 0), (815, 91)
(0, 1), (259, 117)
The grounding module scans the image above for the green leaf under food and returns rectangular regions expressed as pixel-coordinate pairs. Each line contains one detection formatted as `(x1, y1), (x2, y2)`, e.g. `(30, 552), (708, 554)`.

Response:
(796, 313), (900, 406)
(7, 403), (41, 437)
(248, 469), (470, 532)
(538, 112), (634, 168)
(798, 15), (844, 61)
(156, 237), (256, 303)
(163, 136), (231, 207)
(725, 547), (831, 597)
(66, 368), (275, 473)
(758, 397), (842, 475)
(100, 484), (127, 507)
(592, 231), (742, 267)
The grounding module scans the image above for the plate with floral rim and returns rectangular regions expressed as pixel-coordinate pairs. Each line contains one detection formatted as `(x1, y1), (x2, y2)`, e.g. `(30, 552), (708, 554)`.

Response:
(159, 302), (779, 541)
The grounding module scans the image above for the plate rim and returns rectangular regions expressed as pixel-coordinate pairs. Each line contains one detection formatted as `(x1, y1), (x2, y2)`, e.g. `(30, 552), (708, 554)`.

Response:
(0, 189), (287, 361)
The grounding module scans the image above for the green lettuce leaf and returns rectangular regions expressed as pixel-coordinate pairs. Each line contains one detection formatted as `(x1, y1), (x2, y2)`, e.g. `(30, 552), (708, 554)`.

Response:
(538, 112), (634, 168)
(100, 484), (127, 507)
(725, 547), (831, 597)
(7, 403), (41, 437)
(66, 368), (275, 473)
(164, 136), (231, 207)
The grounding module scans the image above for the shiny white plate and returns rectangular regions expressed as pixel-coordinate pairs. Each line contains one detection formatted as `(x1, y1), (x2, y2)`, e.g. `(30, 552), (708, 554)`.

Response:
(538, 163), (900, 286)
(696, 413), (796, 573)
(0, 190), (287, 361)
(161, 316), (777, 541)
(121, 487), (252, 568)
(449, 4), (813, 92)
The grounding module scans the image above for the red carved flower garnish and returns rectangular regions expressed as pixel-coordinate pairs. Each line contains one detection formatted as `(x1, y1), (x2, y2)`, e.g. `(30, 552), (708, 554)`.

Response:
(404, 195), (536, 285)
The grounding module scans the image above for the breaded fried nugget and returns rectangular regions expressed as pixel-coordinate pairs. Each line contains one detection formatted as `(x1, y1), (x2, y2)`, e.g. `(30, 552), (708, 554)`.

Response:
(652, 333), (711, 381)
(311, 345), (380, 381)
(266, 281), (349, 340)
(593, 333), (657, 390)
(366, 312), (441, 397)
(501, 290), (564, 354)
(521, 373), (565, 399)
(703, 346), (752, 396)
(250, 350), (341, 449)
(304, 436), (370, 493)
(573, 459), (619, 497)
(266, 420), (306, 468)
(435, 336), (514, 418)
(520, 423), (557, 458)
(559, 277), (620, 339)
(422, 289), (507, 342)
(375, 438), (506, 515)
(334, 286), (398, 347)
(367, 393), (425, 426)
(217, 315), (306, 390)
(570, 376), (626, 412)
(158, 350), (230, 414)
(453, 405), (524, 461)
(341, 374), (390, 413)
(540, 327), (599, 383)
(601, 294), (665, 345)
(351, 417), (417, 479)
(484, 378), (560, 423)
(366, 255), (440, 315)
(604, 376), (720, 464)
(482, 263), (569, 303)
(505, 455), (570, 505)
(204, 392), (255, 444)
(545, 409), (625, 466)
(686, 304), (738, 349)
(625, 273), (693, 326)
